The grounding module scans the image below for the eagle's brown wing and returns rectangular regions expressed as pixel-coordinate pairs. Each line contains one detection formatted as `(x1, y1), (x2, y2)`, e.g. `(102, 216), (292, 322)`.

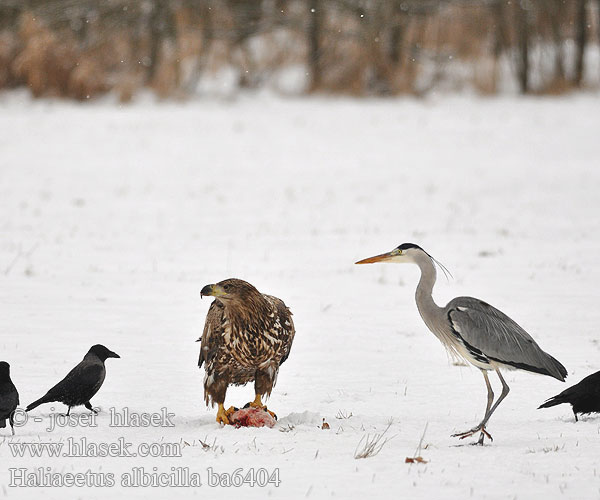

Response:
(198, 300), (225, 369)
(266, 295), (295, 366)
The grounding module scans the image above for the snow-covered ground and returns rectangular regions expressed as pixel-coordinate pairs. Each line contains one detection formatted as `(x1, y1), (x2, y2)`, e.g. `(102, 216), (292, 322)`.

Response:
(1, 91), (599, 499)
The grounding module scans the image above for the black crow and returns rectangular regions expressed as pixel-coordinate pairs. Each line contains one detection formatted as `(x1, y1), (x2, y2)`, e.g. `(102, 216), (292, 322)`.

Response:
(26, 344), (120, 416)
(538, 370), (600, 421)
(0, 361), (19, 435)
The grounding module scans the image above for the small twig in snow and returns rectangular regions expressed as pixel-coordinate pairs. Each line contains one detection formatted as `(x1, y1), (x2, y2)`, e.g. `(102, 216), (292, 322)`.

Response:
(4, 243), (38, 276)
(405, 423), (429, 464)
(354, 422), (394, 459)
(335, 409), (353, 419)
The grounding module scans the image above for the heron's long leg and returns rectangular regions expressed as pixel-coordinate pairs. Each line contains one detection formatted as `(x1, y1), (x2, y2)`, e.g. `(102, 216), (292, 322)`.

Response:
(472, 370), (496, 444)
(479, 368), (510, 429)
(482, 369), (495, 418)
(453, 369), (498, 444)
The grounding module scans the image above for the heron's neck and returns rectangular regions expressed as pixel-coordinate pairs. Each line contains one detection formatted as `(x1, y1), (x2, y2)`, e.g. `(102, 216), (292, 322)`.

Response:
(413, 253), (441, 320)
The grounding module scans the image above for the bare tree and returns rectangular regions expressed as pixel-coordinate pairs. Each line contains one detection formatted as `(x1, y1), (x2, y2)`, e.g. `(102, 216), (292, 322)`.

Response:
(491, 0), (508, 91)
(545, 0), (566, 82)
(227, 0), (264, 87)
(574, 0), (587, 86)
(147, 0), (177, 84)
(307, 0), (322, 91)
(2, 0), (599, 98)
(515, 0), (530, 93)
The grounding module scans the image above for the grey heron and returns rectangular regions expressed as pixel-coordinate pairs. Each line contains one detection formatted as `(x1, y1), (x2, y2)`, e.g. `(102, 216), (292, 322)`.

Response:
(356, 243), (567, 444)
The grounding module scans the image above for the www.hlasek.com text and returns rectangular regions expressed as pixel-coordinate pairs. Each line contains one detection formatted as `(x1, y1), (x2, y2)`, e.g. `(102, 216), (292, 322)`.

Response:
(9, 437), (182, 458)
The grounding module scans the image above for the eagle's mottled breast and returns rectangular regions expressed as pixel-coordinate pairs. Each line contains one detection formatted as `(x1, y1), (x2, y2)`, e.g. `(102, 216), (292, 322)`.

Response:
(199, 287), (295, 392)
(223, 294), (293, 369)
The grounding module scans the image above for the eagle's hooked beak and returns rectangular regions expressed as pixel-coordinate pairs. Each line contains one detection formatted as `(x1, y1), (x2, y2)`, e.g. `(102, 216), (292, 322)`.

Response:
(355, 251), (396, 264)
(200, 284), (227, 298)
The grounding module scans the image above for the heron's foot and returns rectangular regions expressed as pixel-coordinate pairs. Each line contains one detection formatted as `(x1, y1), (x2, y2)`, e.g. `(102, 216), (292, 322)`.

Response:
(243, 395), (277, 420)
(452, 425), (493, 445)
(216, 404), (237, 425)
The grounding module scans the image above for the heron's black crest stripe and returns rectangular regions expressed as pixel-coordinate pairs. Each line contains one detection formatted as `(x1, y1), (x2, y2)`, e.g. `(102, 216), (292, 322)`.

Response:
(396, 243), (423, 251)
(395, 243), (453, 279)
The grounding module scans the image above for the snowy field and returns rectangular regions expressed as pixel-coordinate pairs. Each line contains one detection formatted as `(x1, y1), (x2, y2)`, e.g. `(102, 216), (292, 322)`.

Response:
(1, 91), (599, 499)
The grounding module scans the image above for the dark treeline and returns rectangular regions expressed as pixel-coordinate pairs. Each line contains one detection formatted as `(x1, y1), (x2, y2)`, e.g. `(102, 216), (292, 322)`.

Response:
(0, 0), (598, 100)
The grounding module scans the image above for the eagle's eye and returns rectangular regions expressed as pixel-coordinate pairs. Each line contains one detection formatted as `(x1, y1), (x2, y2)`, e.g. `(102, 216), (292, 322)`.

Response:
(223, 284), (231, 291)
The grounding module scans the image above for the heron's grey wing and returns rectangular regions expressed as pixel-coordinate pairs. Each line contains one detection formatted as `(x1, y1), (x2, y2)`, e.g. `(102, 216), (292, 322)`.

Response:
(446, 297), (567, 381)
(198, 300), (225, 369)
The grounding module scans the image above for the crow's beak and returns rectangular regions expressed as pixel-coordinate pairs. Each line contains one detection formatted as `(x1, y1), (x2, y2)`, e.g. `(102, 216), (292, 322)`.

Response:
(355, 251), (395, 264)
(109, 351), (120, 359)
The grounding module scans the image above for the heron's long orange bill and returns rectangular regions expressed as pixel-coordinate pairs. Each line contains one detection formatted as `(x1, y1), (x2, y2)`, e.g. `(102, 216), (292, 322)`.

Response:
(355, 252), (394, 264)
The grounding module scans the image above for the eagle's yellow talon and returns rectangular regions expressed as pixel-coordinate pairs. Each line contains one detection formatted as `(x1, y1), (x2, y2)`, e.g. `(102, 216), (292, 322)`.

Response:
(216, 404), (236, 425)
(248, 394), (264, 409)
(245, 394), (277, 420)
